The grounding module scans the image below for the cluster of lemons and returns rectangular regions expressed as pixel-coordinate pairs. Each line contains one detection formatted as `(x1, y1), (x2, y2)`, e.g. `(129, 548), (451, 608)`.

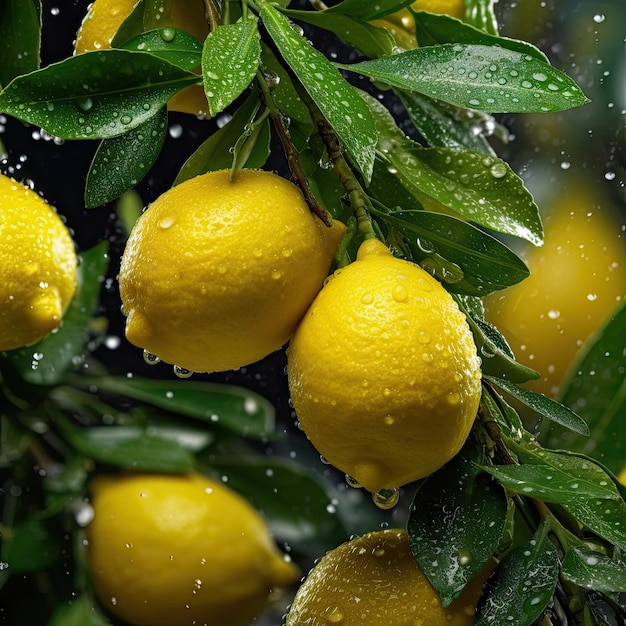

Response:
(2, 0), (623, 624)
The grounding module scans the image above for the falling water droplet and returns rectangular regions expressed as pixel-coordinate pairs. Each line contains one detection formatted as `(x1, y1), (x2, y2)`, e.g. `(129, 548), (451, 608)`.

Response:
(173, 365), (193, 378)
(345, 474), (362, 488)
(372, 488), (399, 510)
(143, 349), (161, 365)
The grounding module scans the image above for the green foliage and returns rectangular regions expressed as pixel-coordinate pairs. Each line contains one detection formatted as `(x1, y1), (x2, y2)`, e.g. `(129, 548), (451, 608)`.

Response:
(0, 1), (622, 625)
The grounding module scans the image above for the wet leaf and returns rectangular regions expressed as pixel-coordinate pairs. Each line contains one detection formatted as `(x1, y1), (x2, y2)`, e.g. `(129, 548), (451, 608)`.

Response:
(47, 594), (111, 626)
(565, 496), (626, 553)
(398, 90), (496, 155)
(0, 49), (200, 139)
(475, 525), (559, 626)
(85, 106), (167, 208)
(485, 375), (589, 435)
(50, 408), (194, 472)
(6, 242), (109, 386)
(209, 456), (348, 556)
(456, 295), (540, 384)
(543, 300), (626, 475)
(464, 0), (498, 35)
(110, 0), (147, 47)
(260, 3), (377, 183)
(340, 44), (589, 113)
(283, 9), (394, 58)
(202, 17), (261, 116)
(119, 27), (203, 70)
(0, 0), (40, 88)
(174, 89), (267, 185)
(562, 546), (626, 594)
(407, 455), (508, 606)
(1, 519), (61, 573)
(83, 375), (275, 440)
(412, 11), (547, 62)
(326, 0), (414, 21)
(363, 92), (543, 245)
(370, 207), (530, 295)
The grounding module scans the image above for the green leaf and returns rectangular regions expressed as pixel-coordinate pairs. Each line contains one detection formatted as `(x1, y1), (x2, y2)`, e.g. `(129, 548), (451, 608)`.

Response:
(475, 525), (559, 626)
(82, 375), (275, 440)
(208, 456), (348, 556)
(0, 49), (200, 139)
(565, 496), (626, 552)
(562, 546), (626, 594)
(6, 242), (109, 386)
(174, 88), (267, 185)
(370, 207), (530, 295)
(119, 27), (203, 70)
(326, 0), (415, 20)
(47, 594), (111, 626)
(283, 9), (394, 58)
(0, 0), (41, 88)
(362, 92), (543, 245)
(50, 408), (194, 472)
(543, 300), (626, 475)
(202, 17), (261, 116)
(485, 375), (589, 435)
(397, 90), (497, 155)
(339, 44), (589, 113)
(110, 0), (146, 47)
(462, 0), (498, 35)
(412, 11), (547, 62)
(260, 3), (377, 183)
(85, 106), (167, 208)
(407, 455), (508, 606)
(456, 295), (540, 384)
(1, 519), (61, 573)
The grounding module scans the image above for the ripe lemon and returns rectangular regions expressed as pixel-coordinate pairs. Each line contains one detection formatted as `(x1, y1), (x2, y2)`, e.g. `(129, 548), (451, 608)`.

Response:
(287, 239), (482, 495)
(74, 0), (209, 116)
(485, 183), (626, 397)
(374, 0), (465, 49)
(285, 528), (491, 626)
(619, 467), (626, 486)
(86, 472), (298, 626)
(118, 168), (345, 374)
(0, 173), (77, 351)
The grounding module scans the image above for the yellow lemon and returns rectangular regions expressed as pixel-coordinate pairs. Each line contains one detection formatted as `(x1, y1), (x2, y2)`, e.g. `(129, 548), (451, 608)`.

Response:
(0, 173), (77, 351)
(619, 466), (626, 486)
(287, 239), (482, 495)
(485, 184), (626, 397)
(285, 528), (491, 626)
(86, 472), (298, 626)
(118, 169), (345, 374)
(74, 0), (209, 116)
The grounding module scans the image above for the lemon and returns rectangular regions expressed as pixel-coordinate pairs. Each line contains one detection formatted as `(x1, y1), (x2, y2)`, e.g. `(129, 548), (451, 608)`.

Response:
(74, 0), (209, 116)
(118, 168), (345, 374)
(0, 173), (77, 351)
(485, 183), (626, 397)
(86, 471), (298, 626)
(619, 467), (626, 486)
(285, 528), (491, 626)
(287, 239), (482, 496)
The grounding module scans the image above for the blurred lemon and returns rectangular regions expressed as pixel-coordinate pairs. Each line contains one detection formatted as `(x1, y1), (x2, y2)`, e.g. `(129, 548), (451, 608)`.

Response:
(74, 0), (209, 116)
(86, 472), (298, 626)
(285, 528), (491, 626)
(485, 184), (626, 397)
(0, 173), (77, 351)
(118, 168), (345, 374)
(287, 239), (481, 496)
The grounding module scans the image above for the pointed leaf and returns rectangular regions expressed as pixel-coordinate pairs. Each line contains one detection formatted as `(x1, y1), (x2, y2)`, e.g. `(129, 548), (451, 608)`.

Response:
(85, 106), (167, 208)
(0, 49), (200, 139)
(6, 242), (109, 386)
(544, 300), (626, 475)
(202, 17), (261, 116)
(370, 207), (530, 295)
(562, 547), (626, 594)
(407, 455), (508, 606)
(0, 0), (40, 88)
(485, 375), (589, 435)
(363, 92), (543, 245)
(565, 497), (626, 552)
(412, 11), (547, 62)
(340, 44), (589, 113)
(475, 526), (559, 626)
(119, 27), (203, 70)
(260, 3), (377, 183)
(326, 0), (414, 20)
(83, 375), (275, 440)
